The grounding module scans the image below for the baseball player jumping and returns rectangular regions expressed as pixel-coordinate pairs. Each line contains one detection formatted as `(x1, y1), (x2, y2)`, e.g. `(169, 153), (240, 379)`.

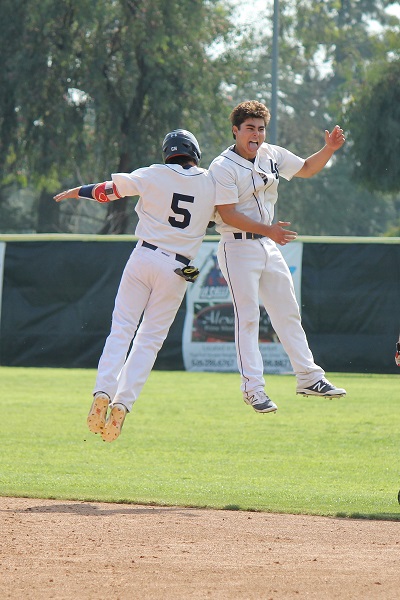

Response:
(54, 130), (237, 442)
(209, 100), (347, 414)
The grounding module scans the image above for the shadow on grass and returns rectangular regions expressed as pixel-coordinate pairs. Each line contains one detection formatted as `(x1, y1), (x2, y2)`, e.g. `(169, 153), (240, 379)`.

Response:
(335, 512), (400, 522)
(223, 504), (261, 512)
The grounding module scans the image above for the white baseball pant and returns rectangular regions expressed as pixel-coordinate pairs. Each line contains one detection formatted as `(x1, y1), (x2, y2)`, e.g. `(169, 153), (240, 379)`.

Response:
(94, 243), (187, 411)
(217, 236), (324, 394)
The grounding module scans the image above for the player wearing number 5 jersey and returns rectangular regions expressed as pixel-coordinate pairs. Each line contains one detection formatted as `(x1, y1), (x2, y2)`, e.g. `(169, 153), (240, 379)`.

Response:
(54, 130), (231, 442)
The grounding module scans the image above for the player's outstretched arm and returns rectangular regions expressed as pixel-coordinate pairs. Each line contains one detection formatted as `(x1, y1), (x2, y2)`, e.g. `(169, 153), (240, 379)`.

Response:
(54, 181), (122, 203)
(294, 125), (346, 179)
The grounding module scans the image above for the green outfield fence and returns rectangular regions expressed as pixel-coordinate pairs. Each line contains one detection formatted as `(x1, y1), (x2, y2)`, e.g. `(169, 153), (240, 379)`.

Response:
(0, 234), (399, 373)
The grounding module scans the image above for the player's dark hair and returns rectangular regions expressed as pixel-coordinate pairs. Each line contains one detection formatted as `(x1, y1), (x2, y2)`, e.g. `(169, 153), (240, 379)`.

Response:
(230, 101), (271, 136)
(165, 155), (196, 167)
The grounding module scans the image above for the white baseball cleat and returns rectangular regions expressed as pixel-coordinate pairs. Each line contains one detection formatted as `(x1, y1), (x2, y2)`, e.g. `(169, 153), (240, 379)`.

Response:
(296, 378), (346, 398)
(243, 390), (278, 413)
(101, 403), (127, 443)
(87, 392), (110, 434)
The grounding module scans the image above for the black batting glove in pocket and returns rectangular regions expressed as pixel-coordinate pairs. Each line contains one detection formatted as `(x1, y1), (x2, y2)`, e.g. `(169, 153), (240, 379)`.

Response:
(174, 266), (200, 283)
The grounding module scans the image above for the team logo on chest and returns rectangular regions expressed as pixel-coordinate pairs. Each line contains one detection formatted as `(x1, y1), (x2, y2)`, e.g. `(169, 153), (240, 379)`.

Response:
(258, 160), (279, 186)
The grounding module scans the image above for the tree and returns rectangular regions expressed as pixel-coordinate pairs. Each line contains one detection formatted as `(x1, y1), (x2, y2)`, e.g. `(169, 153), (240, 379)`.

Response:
(0, 0), (239, 233)
(345, 59), (400, 193)
(278, 156), (398, 236)
(0, 0), (97, 231)
(225, 0), (400, 235)
(2, 0), (399, 236)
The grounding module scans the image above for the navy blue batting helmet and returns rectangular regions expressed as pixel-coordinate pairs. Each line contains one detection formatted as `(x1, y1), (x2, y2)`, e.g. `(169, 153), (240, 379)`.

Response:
(162, 129), (201, 165)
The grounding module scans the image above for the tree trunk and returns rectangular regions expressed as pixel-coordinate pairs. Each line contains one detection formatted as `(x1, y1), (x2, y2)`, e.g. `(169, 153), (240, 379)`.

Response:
(99, 196), (130, 234)
(99, 137), (136, 234)
(37, 190), (60, 233)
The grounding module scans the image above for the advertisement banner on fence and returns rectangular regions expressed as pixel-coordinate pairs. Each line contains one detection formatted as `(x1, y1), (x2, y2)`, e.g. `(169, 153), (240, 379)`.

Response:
(182, 241), (303, 373)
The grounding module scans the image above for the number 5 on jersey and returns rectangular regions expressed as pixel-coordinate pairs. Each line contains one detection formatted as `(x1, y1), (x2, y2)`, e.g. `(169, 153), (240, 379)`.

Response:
(168, 193), (194, 229)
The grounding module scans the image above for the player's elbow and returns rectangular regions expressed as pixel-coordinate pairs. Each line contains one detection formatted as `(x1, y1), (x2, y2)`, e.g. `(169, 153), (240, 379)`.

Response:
(216, 204), (238, 224)
(294, 163), (313, 179)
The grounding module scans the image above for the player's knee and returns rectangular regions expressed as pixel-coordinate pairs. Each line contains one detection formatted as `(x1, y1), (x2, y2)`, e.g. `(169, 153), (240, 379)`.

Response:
(242, 316), (260, 334)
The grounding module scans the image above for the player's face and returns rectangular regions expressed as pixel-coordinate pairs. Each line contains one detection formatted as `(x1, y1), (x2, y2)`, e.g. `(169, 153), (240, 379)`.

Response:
(232, 118), (266, 160)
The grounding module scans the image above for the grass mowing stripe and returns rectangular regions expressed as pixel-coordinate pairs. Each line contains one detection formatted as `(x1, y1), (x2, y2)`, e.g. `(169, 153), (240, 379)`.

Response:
(1, 368), (399, 519)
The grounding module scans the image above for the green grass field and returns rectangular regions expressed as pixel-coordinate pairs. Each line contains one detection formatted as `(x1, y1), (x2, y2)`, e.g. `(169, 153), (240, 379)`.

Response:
(1, 367), (399, 519)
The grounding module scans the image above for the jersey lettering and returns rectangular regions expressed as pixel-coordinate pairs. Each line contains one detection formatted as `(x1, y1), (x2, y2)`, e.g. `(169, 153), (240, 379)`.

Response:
(168, 193), (195, 229)
(269, 160), (279, 180)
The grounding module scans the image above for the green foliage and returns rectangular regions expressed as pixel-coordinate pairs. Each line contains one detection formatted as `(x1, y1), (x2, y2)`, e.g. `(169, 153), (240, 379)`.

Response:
(1, 0), (399, 235)
(227, 0), (400, 235)
(1, 367), (399, 518)
(345, 60), (400, 193)
(382, 220), (400, 236)
(279, 156), (399, 235)
(0, 0), (238, 232)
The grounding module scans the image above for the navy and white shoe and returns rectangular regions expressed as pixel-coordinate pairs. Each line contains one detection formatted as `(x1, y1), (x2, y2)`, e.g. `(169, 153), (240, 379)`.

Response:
(296, 378), (346, 398)
(243, 390), (278, 413)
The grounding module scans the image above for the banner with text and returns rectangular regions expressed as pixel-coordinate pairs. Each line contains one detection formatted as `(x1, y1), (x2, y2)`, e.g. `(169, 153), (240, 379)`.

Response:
(182, 241), (303, 373)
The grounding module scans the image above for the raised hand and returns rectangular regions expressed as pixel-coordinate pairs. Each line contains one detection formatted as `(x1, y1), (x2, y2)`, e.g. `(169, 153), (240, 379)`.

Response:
(324, 125), (346, 151)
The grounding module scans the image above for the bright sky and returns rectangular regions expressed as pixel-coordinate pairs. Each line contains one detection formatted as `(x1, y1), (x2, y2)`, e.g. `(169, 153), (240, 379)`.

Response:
(233, 0), (270, 29)
(233, 0), (400, 26)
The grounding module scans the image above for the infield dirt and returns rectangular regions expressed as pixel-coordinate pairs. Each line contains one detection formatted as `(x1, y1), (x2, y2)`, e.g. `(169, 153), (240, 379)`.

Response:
(1, 496), (399, 599)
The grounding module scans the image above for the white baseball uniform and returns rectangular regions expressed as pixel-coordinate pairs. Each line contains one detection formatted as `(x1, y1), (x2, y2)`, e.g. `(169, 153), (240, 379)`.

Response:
(94, 163), (216, 411)
(209, 143), (325, 396)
